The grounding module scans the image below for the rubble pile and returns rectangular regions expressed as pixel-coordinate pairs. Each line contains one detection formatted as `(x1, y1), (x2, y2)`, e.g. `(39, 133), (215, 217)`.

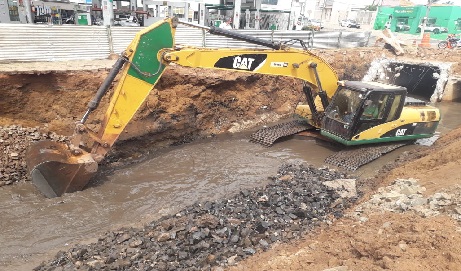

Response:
(0, 125), (67, 186)
(352, 178), (461, 222)
(34, 164), (357, 271)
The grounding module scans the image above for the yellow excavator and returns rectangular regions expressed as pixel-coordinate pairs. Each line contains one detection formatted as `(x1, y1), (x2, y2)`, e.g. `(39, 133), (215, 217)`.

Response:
(26, 17), (440, 198)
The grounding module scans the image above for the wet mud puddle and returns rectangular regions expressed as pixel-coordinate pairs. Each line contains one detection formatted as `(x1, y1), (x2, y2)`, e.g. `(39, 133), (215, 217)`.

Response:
(1, 102), (460, 269)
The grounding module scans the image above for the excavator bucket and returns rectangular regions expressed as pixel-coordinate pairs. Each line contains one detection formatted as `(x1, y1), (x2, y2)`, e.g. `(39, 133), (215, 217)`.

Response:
(26, 141), (98, 198)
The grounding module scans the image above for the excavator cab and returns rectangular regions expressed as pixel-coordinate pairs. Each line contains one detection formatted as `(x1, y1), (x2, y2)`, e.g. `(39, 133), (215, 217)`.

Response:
(321, 81), (439, 145)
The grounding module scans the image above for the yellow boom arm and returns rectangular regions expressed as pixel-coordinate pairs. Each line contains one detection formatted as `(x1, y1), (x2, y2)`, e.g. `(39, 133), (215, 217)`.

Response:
(160, 47), (338, 96)
(92, 18), (339, 158)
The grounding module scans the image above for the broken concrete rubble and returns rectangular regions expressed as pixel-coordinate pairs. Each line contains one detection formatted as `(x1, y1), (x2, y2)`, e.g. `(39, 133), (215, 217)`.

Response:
(374, 29), (406, 56)
(363, 58), (452, 102)
(351, 178), (461, 222)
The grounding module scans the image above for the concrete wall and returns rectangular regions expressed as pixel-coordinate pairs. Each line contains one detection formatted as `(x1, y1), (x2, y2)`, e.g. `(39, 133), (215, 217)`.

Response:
(442, 77), (461, 102)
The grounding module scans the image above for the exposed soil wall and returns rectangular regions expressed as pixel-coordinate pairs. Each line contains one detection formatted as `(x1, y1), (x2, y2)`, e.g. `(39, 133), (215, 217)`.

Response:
(0, 48), (390, 138)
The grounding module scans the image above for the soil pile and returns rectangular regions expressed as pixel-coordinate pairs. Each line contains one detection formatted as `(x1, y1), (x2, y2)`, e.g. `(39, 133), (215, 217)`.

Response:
(0, 68), (305, 187)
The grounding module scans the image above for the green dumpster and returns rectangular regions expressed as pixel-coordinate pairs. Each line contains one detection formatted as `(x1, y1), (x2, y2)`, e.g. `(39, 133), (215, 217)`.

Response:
(77, 13), (91, 25)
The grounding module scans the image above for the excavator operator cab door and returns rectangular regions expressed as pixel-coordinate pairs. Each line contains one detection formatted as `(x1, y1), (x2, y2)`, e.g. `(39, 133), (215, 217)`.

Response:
(321, 82), (406, 145)
(352, 91), (404, 136)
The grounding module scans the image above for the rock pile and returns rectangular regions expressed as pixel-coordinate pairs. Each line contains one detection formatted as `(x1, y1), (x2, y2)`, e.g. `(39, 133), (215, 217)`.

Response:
(352, 178), (461, 222)
(0, 125), (67, 186)
(34, 164), (357, 271)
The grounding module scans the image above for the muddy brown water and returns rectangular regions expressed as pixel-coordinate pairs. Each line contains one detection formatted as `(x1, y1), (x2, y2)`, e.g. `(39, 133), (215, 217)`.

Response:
(1, 102), (460, 270)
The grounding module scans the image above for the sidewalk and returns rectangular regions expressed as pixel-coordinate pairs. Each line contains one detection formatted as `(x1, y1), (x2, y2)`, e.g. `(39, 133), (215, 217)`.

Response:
(0, 59), (116, 73)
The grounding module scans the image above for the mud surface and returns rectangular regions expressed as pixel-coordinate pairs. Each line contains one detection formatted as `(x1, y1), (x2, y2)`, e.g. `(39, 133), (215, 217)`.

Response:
(1, 46), (461, 270)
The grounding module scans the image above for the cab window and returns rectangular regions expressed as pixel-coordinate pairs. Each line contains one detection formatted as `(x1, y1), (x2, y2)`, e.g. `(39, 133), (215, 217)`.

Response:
(360, 93), (389, 120)
(386, 94), (402, 122)
(327, 88), (362, 124)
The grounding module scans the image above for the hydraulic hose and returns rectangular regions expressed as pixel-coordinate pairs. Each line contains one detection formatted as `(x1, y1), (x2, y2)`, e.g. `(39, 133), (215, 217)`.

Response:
(208, 26), (284, 50)
(177, 20), (284, 50)
(81, 56), (127, 123)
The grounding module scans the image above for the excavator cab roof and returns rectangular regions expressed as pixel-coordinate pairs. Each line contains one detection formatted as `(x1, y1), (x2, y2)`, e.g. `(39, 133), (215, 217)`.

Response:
(345, 81), (407, 93)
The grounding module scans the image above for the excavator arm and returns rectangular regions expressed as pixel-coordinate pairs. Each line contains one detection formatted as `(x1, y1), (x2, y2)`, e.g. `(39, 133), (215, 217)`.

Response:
(160, 48), (338, 94)
(26, 17), (339, 197)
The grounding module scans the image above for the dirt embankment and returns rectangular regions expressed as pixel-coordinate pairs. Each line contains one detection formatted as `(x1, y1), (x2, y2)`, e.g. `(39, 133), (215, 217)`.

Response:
(0, 47), (377, 173)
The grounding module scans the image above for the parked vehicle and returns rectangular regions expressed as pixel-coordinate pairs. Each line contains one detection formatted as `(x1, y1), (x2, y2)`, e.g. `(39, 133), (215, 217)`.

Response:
(395, 23), (410, 32)
(93, 17), (103, 26)
(417, 24), (448, 34)
(293, 16), (322, 31)
(307, 19), (323, 29)
(340, 19), (360, 29)
(114, 15), (140, 27)
(438, 34), (461, 49)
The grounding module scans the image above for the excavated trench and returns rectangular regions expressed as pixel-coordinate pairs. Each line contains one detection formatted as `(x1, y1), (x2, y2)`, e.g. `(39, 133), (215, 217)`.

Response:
(385, 63), (441, 99)
(1, 48), (461, 270)
(363, 58), (461, 103)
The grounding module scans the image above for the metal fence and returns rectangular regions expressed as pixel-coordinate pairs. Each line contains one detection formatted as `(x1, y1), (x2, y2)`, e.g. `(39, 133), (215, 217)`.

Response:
(0, 24), (110, 62)
(0, 24), (371, 62)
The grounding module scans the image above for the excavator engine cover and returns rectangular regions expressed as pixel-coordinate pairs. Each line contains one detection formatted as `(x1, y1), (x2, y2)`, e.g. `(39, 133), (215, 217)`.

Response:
(26, 141), (98, 198)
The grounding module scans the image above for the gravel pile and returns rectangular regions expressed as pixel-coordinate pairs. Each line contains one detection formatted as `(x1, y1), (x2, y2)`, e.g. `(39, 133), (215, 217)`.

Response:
(352, 178), (461, 222)
(0, 125), (67, 186)
(34, 164), (357, 271)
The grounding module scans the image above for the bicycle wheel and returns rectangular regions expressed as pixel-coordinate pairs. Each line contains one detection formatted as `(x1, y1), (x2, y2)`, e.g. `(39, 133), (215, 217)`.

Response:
(438, 41), (448, 49)
(449, 41), (457, 49)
